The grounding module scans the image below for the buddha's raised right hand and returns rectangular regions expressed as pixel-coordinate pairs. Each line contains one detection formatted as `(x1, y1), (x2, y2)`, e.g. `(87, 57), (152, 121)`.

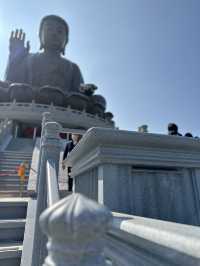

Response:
(9, 29), (30, 59)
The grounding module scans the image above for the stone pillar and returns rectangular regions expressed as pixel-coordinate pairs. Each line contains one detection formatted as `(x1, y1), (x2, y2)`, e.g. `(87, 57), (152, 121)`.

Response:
(41, 122), (61, 175)
(41, 112), (52, 137)
(40, 193), (112, 266)
(33, 127), (37, 140)
(98, 164), (119, 206)
(36, 112), (53, 193)
(14, 124), (19, 138)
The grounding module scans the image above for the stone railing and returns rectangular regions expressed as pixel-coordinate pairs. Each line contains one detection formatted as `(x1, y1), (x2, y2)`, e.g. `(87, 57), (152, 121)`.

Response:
(0, 118), (13, 150)
(0, 100), (114, 129)
(105, 212), (200, 266)
(29, 113), (112, 265)
(25, 113), (200, 266)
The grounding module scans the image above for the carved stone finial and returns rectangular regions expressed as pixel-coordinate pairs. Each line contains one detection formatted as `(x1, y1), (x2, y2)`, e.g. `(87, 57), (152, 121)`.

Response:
(42, 121), (61, 146)
(40, 193), (112, 266)
(42, 112), (52, 124)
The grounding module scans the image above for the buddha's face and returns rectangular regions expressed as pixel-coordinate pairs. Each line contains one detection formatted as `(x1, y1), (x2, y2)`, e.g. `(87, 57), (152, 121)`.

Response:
(40, 19), (67, 52)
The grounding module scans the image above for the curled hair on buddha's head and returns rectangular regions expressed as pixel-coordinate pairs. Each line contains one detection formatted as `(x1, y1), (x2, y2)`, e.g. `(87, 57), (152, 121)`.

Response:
(39, 14), (69, 55)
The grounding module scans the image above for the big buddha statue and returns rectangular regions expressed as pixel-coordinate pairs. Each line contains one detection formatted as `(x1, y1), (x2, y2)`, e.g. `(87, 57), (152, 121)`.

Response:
(0, 15), (113, 121)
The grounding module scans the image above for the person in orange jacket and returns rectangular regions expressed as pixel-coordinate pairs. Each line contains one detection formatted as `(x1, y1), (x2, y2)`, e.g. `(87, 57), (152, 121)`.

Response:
(17, 161), (29, 196)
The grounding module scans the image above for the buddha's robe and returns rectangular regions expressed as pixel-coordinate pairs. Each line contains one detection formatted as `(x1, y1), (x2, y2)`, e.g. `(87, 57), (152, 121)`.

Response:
(5, 52), (84, 94)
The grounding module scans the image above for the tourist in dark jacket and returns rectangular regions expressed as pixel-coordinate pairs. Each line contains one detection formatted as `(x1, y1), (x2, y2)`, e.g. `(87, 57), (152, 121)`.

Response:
(63, 134), (82, 191)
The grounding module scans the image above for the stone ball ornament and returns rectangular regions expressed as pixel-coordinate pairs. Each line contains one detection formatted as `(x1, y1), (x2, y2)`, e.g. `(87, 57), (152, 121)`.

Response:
(40, 193), (112, 242)
(40, 193), (113, 265)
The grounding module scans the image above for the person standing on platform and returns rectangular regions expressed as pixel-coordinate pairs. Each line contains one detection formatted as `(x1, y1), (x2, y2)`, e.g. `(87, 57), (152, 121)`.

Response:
(167, 123), (182, 136)
(62, 133), (82, 191)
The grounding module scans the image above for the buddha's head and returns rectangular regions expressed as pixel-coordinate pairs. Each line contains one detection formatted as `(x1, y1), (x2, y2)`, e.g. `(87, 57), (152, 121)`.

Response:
(39, 15), (69, 55)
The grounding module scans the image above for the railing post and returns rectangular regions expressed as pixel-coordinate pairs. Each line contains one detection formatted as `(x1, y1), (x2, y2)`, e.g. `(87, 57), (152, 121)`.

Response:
(32, 121), (61, 266)
(36, 112), (53, 193)
(41, 112), (52, 136)
(14, 123), (19, 138)
(40, 193), (112, 266)
(41, 121), (61, 176)
(33, 127), (37, 139)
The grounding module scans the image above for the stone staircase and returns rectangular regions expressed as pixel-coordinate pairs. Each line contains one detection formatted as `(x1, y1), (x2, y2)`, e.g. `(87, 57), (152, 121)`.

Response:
(0, 138), (34, 265)
(0, 150), (32, 197)
(6, 138), (35, 153)
(0, 198), (28, 265)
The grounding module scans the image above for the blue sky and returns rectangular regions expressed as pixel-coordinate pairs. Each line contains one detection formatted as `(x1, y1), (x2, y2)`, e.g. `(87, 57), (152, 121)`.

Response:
(0, 0), (200, 135)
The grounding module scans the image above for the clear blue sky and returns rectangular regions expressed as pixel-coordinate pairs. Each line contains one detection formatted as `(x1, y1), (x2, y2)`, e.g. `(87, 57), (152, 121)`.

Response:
(0, 0), (200, 135)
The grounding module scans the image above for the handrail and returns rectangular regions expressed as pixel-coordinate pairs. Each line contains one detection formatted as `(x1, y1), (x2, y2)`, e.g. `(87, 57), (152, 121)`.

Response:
(46, 159), (60, 206)
(32, 112), (112, 266)
(60, 127), (86, 135)
(31, 115), (62, 266)
(105, 212), (200, 266)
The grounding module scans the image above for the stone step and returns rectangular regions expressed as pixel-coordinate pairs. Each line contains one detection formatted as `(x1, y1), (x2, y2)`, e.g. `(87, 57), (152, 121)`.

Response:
(0, 165), (31, 171)
(0, 160), (32, 165)
(6, 138), (35, 149)
(0, 242), (22, 266)
(0, 174), (28, 180)
(0, 219), (25, 242)
(0, 184), (28, 190)
(0, 155), (32, 160)
(0, 178), (28, 183)
(0, 152), (32, 157)
(0, 198), (28, 219)
(0, 157), (32, 161)
(0, 158), (32, 163)
(1, 151), (32, 155)
(0, 191), (29, 198)
(0, 173), (29, 179)
(0, 169), (30, 173)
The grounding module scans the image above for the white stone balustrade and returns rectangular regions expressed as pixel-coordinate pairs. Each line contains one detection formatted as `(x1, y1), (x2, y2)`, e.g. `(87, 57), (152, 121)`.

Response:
(105, 212), (200, 266)
(40, 193), (112, 266)
(0, 101), (114, 129)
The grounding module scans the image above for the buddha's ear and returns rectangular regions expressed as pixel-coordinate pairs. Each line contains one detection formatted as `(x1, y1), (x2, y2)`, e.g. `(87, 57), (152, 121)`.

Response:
(66, 35), (69, 44)
(62, 37), (68, 55)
